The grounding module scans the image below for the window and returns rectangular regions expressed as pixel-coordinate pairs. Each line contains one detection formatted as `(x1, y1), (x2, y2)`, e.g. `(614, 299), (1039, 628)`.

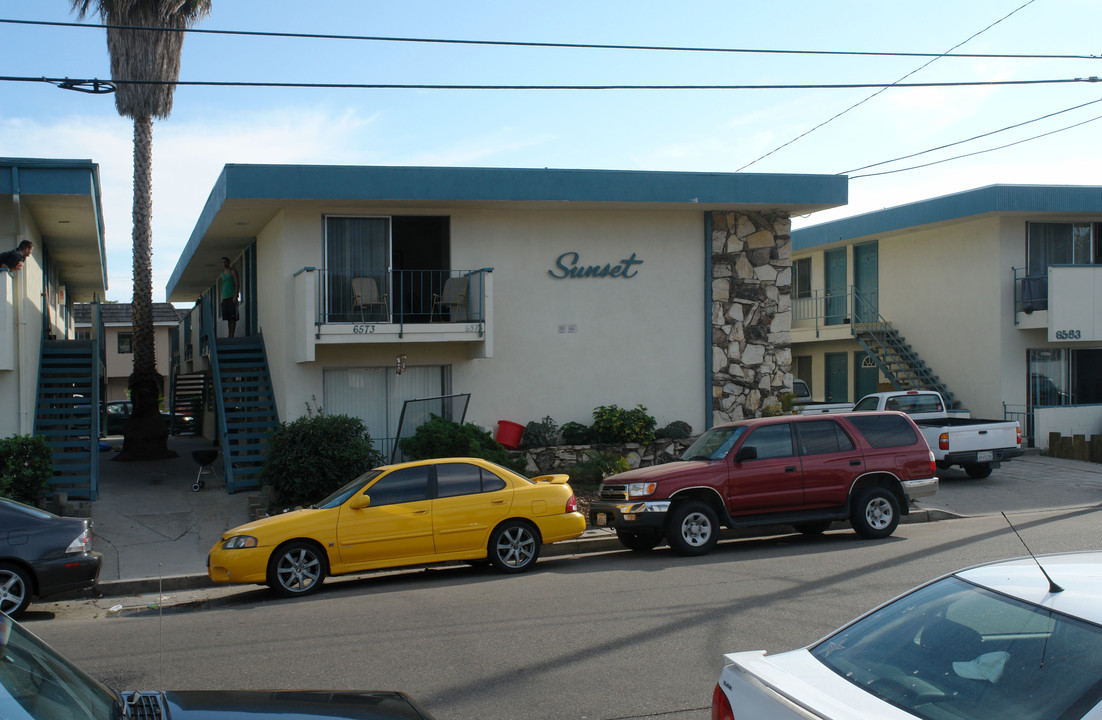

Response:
(435, 463), (506, 497)
(794, 257), (812, 299)
(797, 420), (855, 455)
(884, 394), (944, 414)
(1026, 222), (1095, 276)
(117, 333), (133, 354)
(682, 426), (746, 461)
(1029, 347), (1102, 406)
(847, 414), (919, 448)
(743, 424), (795, 460)
(75, 329), (91, 340)
(365, 467), (429, 506)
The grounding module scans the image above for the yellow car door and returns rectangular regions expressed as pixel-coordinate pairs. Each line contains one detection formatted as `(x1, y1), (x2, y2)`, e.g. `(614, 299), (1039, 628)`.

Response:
(431, 462), (511, 555)
(337, 465), (434, 566)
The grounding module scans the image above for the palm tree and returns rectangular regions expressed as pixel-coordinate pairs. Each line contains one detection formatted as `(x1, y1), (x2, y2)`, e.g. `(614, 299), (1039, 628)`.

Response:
(70, 0), (211, 460)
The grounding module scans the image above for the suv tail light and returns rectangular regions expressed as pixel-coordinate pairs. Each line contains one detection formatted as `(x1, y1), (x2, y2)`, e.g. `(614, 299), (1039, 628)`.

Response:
(712, 683), (734, 720)
(929, 450), (937, 476)
(565, 494), (578, 513)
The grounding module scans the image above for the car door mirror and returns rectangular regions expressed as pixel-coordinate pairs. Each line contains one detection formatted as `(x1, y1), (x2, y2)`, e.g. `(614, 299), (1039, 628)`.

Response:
(348, 493), (372, 510)
(735, 446), (757, 461)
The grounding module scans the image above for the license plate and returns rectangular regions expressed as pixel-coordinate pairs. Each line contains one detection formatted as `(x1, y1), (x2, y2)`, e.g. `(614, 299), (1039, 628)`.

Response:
(977, 451), (993, 462)
(596, 513), (608, 527)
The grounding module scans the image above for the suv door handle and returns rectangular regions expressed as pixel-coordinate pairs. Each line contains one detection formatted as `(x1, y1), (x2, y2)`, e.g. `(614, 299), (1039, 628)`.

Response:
(785, 466), (798, 472)
(849, 459), (862, 466)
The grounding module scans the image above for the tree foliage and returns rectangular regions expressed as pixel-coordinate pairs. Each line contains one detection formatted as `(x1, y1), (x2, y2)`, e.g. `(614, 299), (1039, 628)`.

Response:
(0, 435), (53, 504)
(400, 415), (527, 474)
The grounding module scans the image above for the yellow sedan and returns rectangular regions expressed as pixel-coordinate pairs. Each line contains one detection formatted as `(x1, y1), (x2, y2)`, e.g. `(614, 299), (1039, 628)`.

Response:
(208, 457), (586, 597)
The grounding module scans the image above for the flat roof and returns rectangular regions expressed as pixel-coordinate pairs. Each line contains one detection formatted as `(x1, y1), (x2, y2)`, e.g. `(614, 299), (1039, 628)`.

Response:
(167, 164), (848, 300)
(1, 157), (108, 299)
(792, 184), (1102, 250)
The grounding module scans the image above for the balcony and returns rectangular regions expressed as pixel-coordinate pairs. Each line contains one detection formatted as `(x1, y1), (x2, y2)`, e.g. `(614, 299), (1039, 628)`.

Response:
(792, 288), (878, 342)
(293, 268), (494, 361)
(1014, 265), (1102, 341)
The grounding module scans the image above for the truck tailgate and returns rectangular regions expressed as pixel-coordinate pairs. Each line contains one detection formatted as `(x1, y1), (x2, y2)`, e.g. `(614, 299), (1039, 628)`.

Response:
(928, 422), (1019, 454)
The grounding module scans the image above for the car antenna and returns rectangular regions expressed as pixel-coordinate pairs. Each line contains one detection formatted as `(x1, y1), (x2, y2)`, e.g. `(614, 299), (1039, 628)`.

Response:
(1002, 512), (1063, 593)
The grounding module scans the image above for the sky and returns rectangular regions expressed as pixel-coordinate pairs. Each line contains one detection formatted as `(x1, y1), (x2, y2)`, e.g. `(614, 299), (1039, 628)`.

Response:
(2, 0), (1101, 304)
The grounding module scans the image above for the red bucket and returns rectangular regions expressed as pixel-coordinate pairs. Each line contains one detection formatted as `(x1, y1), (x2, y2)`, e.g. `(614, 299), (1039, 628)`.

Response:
(495, 420), (525, 450)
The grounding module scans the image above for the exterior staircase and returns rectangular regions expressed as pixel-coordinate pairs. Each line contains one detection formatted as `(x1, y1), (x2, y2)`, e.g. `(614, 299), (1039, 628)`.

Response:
(169, 371), (206, 434)
(852, 293), (959, 409)
(33, 338), (103, 500)
(210, 335), (279, 493)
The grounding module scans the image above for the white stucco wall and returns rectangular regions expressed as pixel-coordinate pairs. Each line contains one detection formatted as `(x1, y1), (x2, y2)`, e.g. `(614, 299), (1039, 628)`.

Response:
(254, 205), (707, 434)
(0, 202), (45, 438)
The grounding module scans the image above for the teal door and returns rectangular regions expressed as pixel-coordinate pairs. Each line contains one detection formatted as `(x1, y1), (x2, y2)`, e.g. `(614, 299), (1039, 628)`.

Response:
(824, 248), (847, 326)
(825, 353), (848, 403)
(854, 241), (878, 323)
(855, 352), (879, 401)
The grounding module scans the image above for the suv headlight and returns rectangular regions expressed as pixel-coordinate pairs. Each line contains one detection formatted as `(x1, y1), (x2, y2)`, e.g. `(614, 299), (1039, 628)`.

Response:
(626, 482), (657, 498)
(222, 535), (258, 550)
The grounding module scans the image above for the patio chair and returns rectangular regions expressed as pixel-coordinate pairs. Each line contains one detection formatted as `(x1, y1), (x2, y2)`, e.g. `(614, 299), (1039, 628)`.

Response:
(430, 276), (469, 322)
(351, 277), (389, 321)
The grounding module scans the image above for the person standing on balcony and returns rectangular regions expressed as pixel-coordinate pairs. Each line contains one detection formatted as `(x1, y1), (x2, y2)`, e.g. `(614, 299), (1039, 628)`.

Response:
(0, 240), (32, 270)
(219, 256), (240, 337)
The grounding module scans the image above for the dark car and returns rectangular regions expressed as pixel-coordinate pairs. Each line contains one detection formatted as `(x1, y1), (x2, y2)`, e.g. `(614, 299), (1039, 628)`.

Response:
(0, 498), (102, 617)
(105, 400), (195, 435)
(0, 613), (438, 719)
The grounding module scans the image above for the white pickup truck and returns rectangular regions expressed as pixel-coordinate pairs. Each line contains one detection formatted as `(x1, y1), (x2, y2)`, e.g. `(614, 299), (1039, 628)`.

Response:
(851, 390), (1023, 478)
(792, 379), (855, 415)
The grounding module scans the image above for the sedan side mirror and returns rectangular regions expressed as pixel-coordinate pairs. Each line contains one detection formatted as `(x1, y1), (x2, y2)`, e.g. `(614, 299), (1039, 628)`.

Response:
(735, 446), (757, 462)
(348, 494), (372, 510)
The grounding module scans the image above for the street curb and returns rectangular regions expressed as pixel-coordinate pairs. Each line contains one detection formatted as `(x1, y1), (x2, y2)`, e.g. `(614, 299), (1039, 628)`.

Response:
(80, 508), (959, 600)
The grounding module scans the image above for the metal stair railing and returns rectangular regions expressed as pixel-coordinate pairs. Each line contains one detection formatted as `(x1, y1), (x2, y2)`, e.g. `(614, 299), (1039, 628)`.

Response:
(850, 290), (958, 408)
(201, 297), (237, 490)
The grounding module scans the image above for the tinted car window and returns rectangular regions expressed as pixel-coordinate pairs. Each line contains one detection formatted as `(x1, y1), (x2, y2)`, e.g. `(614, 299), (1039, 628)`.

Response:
(885, 394), (944, 414)
(366, 467), (430, 506)
(437, 463), (484, 498)
(481, 470), (507, 492)
(744, 424), (795, 459)
(797, 420), (856, 455)
(852, 396), (879, 412)
(847, 414), (919, 448)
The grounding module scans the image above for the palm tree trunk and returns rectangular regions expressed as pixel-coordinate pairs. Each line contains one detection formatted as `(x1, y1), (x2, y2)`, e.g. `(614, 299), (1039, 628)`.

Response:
(121, 114), (170, 460)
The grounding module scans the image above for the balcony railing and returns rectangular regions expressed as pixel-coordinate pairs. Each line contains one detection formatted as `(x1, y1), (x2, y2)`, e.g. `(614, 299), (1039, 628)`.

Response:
(793, 288), (880, 335)
(305, 267), (491, 328)
(1012, 267), (1048, 324)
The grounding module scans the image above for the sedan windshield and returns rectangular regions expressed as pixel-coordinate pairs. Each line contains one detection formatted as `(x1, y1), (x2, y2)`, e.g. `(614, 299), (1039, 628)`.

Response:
(810, 576), (1102, 720)
(0, 615), (120, 720)
(681, 426), (745, 461)
(314, 470), (383, 509)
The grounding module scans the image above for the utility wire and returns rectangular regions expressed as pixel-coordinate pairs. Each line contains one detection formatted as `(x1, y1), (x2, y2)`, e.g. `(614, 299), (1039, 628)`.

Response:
(5, 74), (1097, 92)
(2, 16), (1099, 61)
(850, 112), (1102, 178)
(840, 95), (1102, 174)
(735, 0), (1042, 172)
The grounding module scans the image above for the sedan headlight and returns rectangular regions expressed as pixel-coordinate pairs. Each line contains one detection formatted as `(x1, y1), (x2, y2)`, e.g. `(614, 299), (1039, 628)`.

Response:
(626, 482), (657, 498)
(222, 535), (258, 550)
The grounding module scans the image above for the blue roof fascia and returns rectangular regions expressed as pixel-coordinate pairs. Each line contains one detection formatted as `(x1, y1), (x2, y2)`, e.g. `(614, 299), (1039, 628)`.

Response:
(216, 163), (847, 206)
(793, 185), (1102, 250)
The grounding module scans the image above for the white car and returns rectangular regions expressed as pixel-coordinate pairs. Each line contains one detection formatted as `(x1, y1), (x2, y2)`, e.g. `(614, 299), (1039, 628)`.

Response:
(712, 552), (1102, 720)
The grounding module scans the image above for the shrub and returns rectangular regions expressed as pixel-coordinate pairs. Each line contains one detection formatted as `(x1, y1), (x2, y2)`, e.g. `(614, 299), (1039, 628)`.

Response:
(655, 420), (693, 440)
(0, 435), (53, 504)
(560, 421), (592, 445)
(521, 416), (559, 448)
(761, 392), (799, 417)
(400, 415), (528, 474)
(591, 404), (657, 444)
(565, 452), (631, 485)
(261, 410), (383, 508)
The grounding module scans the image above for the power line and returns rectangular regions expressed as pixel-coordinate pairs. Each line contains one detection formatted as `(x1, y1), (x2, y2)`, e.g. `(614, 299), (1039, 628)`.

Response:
(4, 74), (1097, 92)
(840, 96), (1102, 174)
(850, 112), (1102, 179)
(2, 16), (1100, 61)
(735, 0), (1044, 172)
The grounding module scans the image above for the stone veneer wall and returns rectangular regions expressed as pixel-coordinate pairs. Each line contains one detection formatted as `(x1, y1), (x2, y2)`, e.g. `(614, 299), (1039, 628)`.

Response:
(711, 211), (793, 425)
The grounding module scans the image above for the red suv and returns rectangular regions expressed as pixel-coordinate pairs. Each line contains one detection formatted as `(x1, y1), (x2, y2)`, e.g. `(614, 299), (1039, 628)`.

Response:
(589, 412), (938, 555)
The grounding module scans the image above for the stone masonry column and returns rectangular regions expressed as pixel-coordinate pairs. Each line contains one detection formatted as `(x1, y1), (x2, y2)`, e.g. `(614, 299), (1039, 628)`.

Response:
(710, 211), (792, 426)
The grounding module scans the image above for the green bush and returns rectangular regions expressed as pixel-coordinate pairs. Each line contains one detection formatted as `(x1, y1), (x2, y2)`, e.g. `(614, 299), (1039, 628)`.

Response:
(560, 421), (592, 445)
(656, 420), (693, 440)
(0, 435), (53, 504)
(521, 416), (559, 448)
(400, 415), (527, 474)
(260, 411), (384, 508)
(591, 404), (657, 444)
(565, 452), (630, 485)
